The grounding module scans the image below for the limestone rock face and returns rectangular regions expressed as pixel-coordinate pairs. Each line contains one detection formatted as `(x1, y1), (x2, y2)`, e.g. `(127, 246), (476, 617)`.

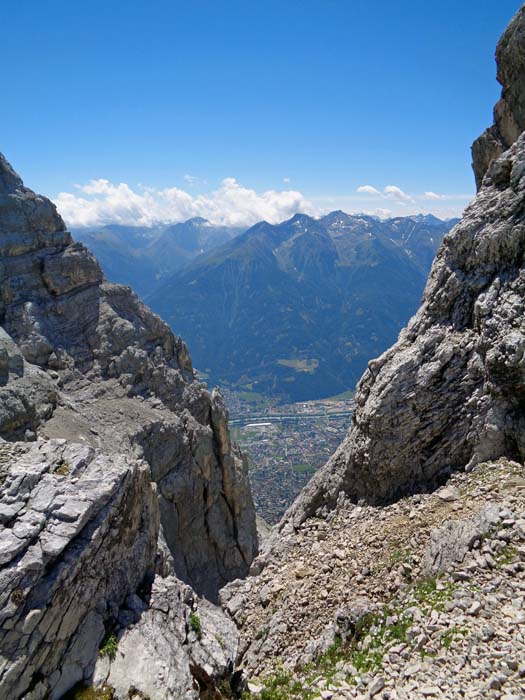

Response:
(285, 7), (525, 526)
(0, 152), (257, 698)
(472, 5), (525, 189)
(421, 504), (501, 576)
(0, 329), (57, 441)
(0, 151), (257, 598)
(94, 576), (239, 700)
(0, 439), (158, 700)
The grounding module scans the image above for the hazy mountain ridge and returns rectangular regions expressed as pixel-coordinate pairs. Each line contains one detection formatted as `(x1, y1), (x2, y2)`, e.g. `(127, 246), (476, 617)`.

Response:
(148, 211), (457, 401)
(74, 217), (244, 297)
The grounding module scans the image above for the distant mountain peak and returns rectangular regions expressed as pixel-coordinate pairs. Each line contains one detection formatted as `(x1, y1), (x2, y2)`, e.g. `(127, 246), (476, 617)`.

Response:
(186, 216), (210, 225)
(321, 210), (350, 224)
(286, 212), (315, 226)
(148, 211), (456, 402)
(409, 213), (443, 224)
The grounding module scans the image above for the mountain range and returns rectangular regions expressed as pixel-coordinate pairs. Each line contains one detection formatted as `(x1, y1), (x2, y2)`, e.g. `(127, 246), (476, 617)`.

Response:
(74, 217), (243, 297)
(1, 5), (525, 699)
(147, 211), (458, 401)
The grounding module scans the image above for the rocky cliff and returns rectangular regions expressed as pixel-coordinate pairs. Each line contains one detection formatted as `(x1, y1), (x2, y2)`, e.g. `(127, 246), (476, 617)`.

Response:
(472, 5), (525, 189)
(280, 4), (525, 527)
(219, 8), (525, 698)
(0, 152), (257, 699)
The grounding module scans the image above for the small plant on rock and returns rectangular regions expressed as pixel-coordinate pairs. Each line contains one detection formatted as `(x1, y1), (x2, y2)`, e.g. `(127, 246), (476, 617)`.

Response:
(190, 612), (202, 639)
(11, 588), (25, 606)
(414, 577), (456, 611)
(389, 545), (411, 566)
(55, 460), (71, 476)
(257, 666), (315, 700)
(495, 544), (518, 567)
(99, 633), (118, 661)
(440, 625), (466, 650)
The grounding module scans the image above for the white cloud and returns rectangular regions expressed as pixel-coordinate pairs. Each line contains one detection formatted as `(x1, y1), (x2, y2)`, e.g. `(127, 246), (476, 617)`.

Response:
(55, 177), (315, 228)
(312, 185), (473, 220)
(383, 185), (415, 203)
(357, 185), (381, 195)
(54, 175), (474, 229)
(357, 184), (415, 204)
(283, 177), (291, 184)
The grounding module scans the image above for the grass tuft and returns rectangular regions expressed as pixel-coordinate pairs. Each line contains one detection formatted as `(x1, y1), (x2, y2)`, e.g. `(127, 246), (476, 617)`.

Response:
(190, 612), (202, 639)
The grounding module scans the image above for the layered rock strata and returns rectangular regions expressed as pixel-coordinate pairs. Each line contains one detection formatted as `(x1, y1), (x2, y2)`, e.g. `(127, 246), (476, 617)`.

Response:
(0, 151), (256, 596)
(0, 152), (257, 699)
(0, 440), (158, 700)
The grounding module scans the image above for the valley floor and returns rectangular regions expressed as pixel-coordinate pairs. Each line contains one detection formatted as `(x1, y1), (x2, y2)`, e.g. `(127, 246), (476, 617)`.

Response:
(223, 389), (354, 523)
(222, 460), (525, 699)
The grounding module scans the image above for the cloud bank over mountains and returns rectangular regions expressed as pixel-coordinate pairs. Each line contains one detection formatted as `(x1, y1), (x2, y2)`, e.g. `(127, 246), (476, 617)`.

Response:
(55, 177), (314, 227)
(54, 177), (473, 228)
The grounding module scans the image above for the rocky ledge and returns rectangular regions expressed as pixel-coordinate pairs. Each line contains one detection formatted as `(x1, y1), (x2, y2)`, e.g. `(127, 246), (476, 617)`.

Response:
(472, 5), (525, 189)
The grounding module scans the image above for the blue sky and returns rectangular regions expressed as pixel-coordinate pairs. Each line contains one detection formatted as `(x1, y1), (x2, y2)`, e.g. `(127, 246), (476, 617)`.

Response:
(1, 0), (522, 225)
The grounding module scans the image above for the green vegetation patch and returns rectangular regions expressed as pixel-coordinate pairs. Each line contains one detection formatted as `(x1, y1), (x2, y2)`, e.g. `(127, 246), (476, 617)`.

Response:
(439, 625), (466, 650)
(389, 544), (412, 566)
(251, 666), (316, 700)
(495, 544), (519, 567)
(190, 612), (202, 639)
(276, 359), (319, 374)
(248, 607), (414, 698)
(64, 685), (116, 700)
(233, 390), (276, 408)
(243, 574), (466, 699)
(345, 608), (413, 674)
(413, 577), (456, 612)
(291, 463), (315, 474)
(324, 388), (356, 401)
(99, 633), (118, 661)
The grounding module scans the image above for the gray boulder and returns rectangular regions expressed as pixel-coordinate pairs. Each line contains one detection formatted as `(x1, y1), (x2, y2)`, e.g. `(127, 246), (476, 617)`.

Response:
(94, 576), (239, 700)
(0, 439), (158, 700)
(0, 329), (58, 442)
(422, 504), (501, 575)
